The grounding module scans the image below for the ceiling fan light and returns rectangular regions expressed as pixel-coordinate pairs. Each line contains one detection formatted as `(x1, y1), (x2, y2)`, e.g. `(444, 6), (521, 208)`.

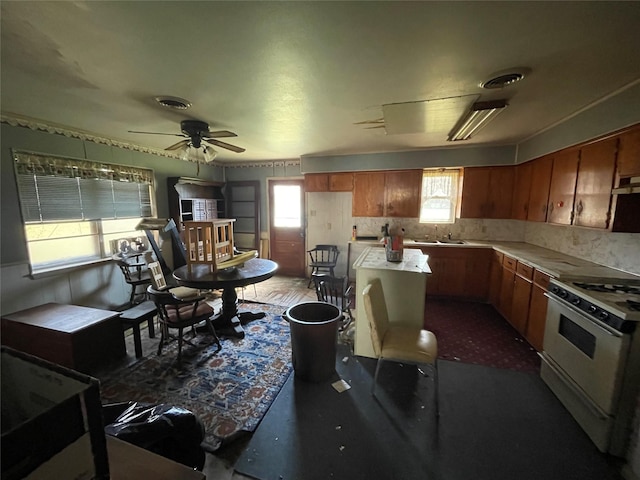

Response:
(203, 145), (218, 163)
(179, 143), (193, 162)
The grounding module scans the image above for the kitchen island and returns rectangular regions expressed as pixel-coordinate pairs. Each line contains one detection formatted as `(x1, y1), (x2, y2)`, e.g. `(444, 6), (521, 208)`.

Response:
(353, 246), (431, 359)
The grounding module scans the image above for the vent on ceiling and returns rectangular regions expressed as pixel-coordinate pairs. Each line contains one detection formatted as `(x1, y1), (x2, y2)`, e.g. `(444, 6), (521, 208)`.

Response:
(154, 96), (192, 110)
(480, 69), (529, 89)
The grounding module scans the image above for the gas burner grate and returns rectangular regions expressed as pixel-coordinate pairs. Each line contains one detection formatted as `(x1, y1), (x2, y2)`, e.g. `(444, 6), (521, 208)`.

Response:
(628, 300), (640, 312)
(573, 282), (640, 294)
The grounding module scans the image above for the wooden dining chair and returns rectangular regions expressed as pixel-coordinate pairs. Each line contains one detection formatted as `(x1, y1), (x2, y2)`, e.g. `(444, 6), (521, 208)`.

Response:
(307, 244), (339, 287)
(114, 254), (153, 306)
(146, 285), (221, 364)
(362, 278), (439, 415)
(312, 274), (353, 331)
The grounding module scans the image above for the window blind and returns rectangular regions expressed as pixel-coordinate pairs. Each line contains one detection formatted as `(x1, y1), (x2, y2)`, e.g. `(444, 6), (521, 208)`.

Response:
(13, 150), (153, 223)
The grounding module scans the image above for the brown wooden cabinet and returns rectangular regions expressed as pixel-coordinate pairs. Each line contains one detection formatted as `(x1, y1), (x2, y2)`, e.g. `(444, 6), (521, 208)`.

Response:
(498, 255), (516, 321)
(527, 155), (553, 222)
(512, 162), (532, 220)
(353, 172), (386, 216)
(574, 137), (617, 229)
(510, 262), (534, 335)
(489, 250), (504, 308)
(305, 173), (354, 192)
(617, 127), (640, 178)
(421, 247), (491, 300)
(525, 269), (551, 352)
(460, 166), (514, 219)
(547, 149), (579, 225)
(352, 170), (422, 217)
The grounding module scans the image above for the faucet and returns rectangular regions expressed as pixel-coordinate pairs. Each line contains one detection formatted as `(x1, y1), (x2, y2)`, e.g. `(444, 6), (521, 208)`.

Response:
(448, 232), (452, 240)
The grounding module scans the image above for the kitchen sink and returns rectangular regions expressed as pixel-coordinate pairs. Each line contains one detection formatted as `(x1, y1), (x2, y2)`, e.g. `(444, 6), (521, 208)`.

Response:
(437, 239), (466, 244)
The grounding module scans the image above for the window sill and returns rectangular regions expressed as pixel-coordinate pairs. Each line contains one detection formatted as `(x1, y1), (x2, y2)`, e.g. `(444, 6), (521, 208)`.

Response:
(29, 257), (114, 279)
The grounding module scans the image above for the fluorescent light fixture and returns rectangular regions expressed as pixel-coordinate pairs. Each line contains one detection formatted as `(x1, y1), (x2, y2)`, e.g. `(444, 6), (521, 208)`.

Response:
(447, 100), (508, 141)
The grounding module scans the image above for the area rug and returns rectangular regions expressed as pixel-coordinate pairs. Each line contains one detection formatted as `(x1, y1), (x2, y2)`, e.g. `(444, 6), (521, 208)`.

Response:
(100, 303), (292, 452)
(424, 298), (541, 374)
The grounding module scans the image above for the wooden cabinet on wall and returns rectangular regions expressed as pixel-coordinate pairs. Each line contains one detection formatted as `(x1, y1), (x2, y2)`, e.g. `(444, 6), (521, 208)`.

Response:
(525, 270), (552, 352)
(527, 155), (553, 222)
(512, 162), (532, 220)
(460, 166), (515, 219)
(352, 170), (422, 217)
(547, 149), (579, 225)
(617, 127), (640, 178)
(574, 137), (617, 229)
(304, 173), (354, 192)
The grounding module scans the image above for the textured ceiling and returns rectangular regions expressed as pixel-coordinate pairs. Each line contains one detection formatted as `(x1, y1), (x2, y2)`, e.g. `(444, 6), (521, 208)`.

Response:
(2, 1), (640, 163)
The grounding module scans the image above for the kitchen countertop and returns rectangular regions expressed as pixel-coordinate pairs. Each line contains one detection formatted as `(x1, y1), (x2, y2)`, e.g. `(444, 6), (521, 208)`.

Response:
(348, 239), (639, 282)
(353, 246), (431, 274)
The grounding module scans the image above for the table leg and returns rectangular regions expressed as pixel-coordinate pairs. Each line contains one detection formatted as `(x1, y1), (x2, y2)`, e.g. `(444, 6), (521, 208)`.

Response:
(209, 287), (245, 338)
(209, 286), (268, 339)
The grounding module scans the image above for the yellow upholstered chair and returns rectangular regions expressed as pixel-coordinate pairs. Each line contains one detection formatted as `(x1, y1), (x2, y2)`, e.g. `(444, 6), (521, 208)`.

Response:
(362, 278), (439, 415)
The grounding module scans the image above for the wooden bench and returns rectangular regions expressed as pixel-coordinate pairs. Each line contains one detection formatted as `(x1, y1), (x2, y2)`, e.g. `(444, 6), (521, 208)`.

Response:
(120, 301), (157, 359)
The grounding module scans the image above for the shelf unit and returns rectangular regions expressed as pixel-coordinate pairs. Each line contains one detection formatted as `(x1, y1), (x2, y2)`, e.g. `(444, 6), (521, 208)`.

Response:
(225, 181), (260, 251)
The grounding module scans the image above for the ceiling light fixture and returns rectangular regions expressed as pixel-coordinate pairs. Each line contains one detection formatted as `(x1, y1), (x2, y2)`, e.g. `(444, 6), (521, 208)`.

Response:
(179, 143), (218, 163)
(447, 100), (508, 141)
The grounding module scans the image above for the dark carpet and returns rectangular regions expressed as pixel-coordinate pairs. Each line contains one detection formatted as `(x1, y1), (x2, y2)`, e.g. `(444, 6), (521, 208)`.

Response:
(235, 344), (622, 480)
(425, 298), (541, 373)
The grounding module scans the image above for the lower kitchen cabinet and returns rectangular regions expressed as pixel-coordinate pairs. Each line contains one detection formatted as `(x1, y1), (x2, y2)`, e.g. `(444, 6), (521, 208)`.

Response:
(422, 247), (491, 300)
(489, 250), (503, 308)
(510, 262), (534, 335)
(525, 270), (552, 352)
(498, 255), (516, 320)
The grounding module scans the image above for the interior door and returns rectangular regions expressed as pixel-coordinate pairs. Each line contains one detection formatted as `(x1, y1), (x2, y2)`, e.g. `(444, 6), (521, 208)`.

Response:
(269, 179), (305, 277)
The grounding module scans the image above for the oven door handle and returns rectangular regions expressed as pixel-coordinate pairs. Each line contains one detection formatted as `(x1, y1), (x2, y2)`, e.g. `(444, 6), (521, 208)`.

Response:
(544, 293), (622, 338)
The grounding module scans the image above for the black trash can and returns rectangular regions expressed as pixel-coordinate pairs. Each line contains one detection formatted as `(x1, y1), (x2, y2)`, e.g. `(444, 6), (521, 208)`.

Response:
(284, 301), (341, 382)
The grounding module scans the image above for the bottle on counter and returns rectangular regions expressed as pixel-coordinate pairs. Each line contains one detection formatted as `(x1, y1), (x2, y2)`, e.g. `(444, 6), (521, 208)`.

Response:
(352, 225), (357, 241)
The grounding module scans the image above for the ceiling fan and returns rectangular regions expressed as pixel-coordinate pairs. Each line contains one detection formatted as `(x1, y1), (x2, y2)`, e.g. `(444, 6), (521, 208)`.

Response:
(129, 120), (246, 158)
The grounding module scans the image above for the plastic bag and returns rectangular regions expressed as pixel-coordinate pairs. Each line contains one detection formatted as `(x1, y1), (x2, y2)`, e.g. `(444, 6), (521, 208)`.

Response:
(104, 401), (205, 471)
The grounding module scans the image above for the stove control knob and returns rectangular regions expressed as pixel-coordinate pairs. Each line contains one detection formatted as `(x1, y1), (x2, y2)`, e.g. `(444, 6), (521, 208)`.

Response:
(551, 286), (559, 294)
(588, 305), (598, 314)
(598, 311), (609, 321)
(558, 290), (568, 298)
(571, 297), (581, 306)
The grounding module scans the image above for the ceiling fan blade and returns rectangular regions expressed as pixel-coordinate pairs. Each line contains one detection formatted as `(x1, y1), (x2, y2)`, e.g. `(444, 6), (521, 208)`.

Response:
(204, 130), (237, 138)
(206, 139), (246, 153)
(165, 139), (190, 151)
(353, 118), (384, 125)
(365, 125), (387, 130)
(128, 130), (186, 137)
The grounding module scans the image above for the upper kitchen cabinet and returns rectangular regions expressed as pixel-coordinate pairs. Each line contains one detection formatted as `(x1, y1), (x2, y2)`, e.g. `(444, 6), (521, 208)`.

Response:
(304, 173), (354, 192)
(573, 137), (617, 229)
(352, 170), (422, 217)
(547, 149), (579, 225)
(460, 166), (514, 219)
(384, 170), (422, 217)
(616, 127), (640, 178)
(511, 162), (532, 220)
(527, 155), (553, 222)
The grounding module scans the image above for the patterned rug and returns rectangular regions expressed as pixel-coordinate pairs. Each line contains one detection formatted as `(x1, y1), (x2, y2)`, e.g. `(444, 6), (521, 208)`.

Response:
(424, 299), (541, 374)
(100, 303), (292, 452)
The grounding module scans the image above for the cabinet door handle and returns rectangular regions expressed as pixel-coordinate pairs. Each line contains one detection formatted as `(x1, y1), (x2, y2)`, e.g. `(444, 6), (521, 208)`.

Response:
(548, 202), (554, 213)
(576, 199), (584, 215)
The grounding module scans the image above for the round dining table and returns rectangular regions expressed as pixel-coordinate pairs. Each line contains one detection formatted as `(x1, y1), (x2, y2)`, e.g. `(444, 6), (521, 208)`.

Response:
(172, 258), (278, 338)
